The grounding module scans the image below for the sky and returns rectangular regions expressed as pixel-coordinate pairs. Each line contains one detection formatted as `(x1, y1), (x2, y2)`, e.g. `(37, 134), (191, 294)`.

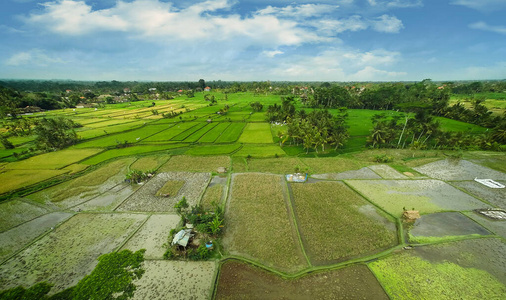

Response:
(0, 0), (505, 82)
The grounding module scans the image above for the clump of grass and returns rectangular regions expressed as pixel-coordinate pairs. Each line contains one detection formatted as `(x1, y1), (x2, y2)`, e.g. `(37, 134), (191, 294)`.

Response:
(156, 180), (185, 197)
(408, 233), (482, 244)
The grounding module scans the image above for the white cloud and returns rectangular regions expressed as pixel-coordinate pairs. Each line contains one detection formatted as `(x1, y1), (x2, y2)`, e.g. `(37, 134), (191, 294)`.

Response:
(350, 66), (406, 80)
(256, 4), (338, 18)
(24, 0), (326, 48)
(262, 50), (284, 58)
(267, 48), (402, 81)
(368, 0), (422, 8)
(4, 49), (66, 66)
(451, 0), (506, 12)
(469, 22), (506, 35)
(371, 14), (404, 33)
(314, 15), (368, 34)
(314, 14), (403, 34)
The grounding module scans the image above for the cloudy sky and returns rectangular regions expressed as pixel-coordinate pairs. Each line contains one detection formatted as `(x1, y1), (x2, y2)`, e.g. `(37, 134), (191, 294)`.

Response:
(0, 0), (505, 81)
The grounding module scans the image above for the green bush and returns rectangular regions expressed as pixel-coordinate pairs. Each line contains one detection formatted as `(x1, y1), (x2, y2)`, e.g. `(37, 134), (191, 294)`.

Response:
(374, 154), (393, 163)
(0, 282), (53, 300)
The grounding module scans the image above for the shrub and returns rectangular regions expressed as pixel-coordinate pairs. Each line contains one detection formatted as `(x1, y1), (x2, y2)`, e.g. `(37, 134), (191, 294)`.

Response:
(374, 154), (393, 163)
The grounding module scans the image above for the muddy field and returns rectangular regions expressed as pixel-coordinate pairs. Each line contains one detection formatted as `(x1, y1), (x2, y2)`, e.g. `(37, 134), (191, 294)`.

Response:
(346, 179), (491, 216)
(0, 212), (73, 262)
(451, 180), (506, 208)
(368, 164), (408, 179)
(465, 212), (506, 239)
(311, 166), (381, 180)
(133, 260), (216, 299)
(414, 159), (506, 181)
(0, 213), (146, 293)
(409, 212), (491, 242)
(121, 214), (181, 259)
(116, 172), (210, 212)
(0, 199), (52, 232)
(215, 260), (389, 299)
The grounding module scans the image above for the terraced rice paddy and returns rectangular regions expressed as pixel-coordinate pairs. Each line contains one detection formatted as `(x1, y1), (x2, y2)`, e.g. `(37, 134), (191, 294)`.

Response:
(198, 122), (231, 142)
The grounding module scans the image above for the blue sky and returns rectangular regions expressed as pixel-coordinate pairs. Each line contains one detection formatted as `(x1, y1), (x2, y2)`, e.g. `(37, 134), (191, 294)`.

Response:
(0, 0), (505, 81)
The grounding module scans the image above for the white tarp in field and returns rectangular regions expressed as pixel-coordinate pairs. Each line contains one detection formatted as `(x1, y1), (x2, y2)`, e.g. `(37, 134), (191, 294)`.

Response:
(172, 229), (193, 247)
(474, 178), (505, 188)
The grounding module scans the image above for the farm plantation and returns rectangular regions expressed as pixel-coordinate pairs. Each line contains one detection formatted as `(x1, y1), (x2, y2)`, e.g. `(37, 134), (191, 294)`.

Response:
(0, 86), (505, 299)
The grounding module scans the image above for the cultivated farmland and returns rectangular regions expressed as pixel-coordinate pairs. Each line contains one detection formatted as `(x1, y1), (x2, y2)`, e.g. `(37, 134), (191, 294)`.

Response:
(223, 173), (307, 272)
(0, 90), (505, 298)
(290, 181), (397, 264)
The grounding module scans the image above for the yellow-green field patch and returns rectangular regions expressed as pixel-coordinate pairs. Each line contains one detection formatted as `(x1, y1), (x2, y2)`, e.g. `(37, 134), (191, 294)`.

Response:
(0, 169), (68, 195)
(155, 180), (185, 197)
(130, 155), (170, 172)
(233, 145), (285, 157)
(238, 123), (273, 143)
(5, 149), (102, 170)
(29, 158), (134, 205)
(159, 155), (230, 172)
(81, 144), (184, 165)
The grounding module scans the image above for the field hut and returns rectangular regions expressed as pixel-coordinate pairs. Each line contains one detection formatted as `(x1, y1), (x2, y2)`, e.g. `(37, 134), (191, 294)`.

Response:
(402, 210), (420, 222)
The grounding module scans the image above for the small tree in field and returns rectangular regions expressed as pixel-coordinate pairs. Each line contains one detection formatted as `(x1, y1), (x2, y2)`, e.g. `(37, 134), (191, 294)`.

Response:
(34, 117), (81, 151)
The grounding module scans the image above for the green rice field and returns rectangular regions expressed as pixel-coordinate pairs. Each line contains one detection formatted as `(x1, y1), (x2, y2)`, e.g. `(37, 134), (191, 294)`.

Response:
(1, 91), (505, 299)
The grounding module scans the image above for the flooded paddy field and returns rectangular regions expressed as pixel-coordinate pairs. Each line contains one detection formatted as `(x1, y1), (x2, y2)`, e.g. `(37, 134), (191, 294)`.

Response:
(451, 180), (506, 208)
(0, 199), (52, 232)
(0, 212), (73, 262)
(414, 159), (506, 181)
(408, 212), (491, 243)
(0, 213), (146, 293)
(370, 240), (506, 300)
(346, 179), (491, 216)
